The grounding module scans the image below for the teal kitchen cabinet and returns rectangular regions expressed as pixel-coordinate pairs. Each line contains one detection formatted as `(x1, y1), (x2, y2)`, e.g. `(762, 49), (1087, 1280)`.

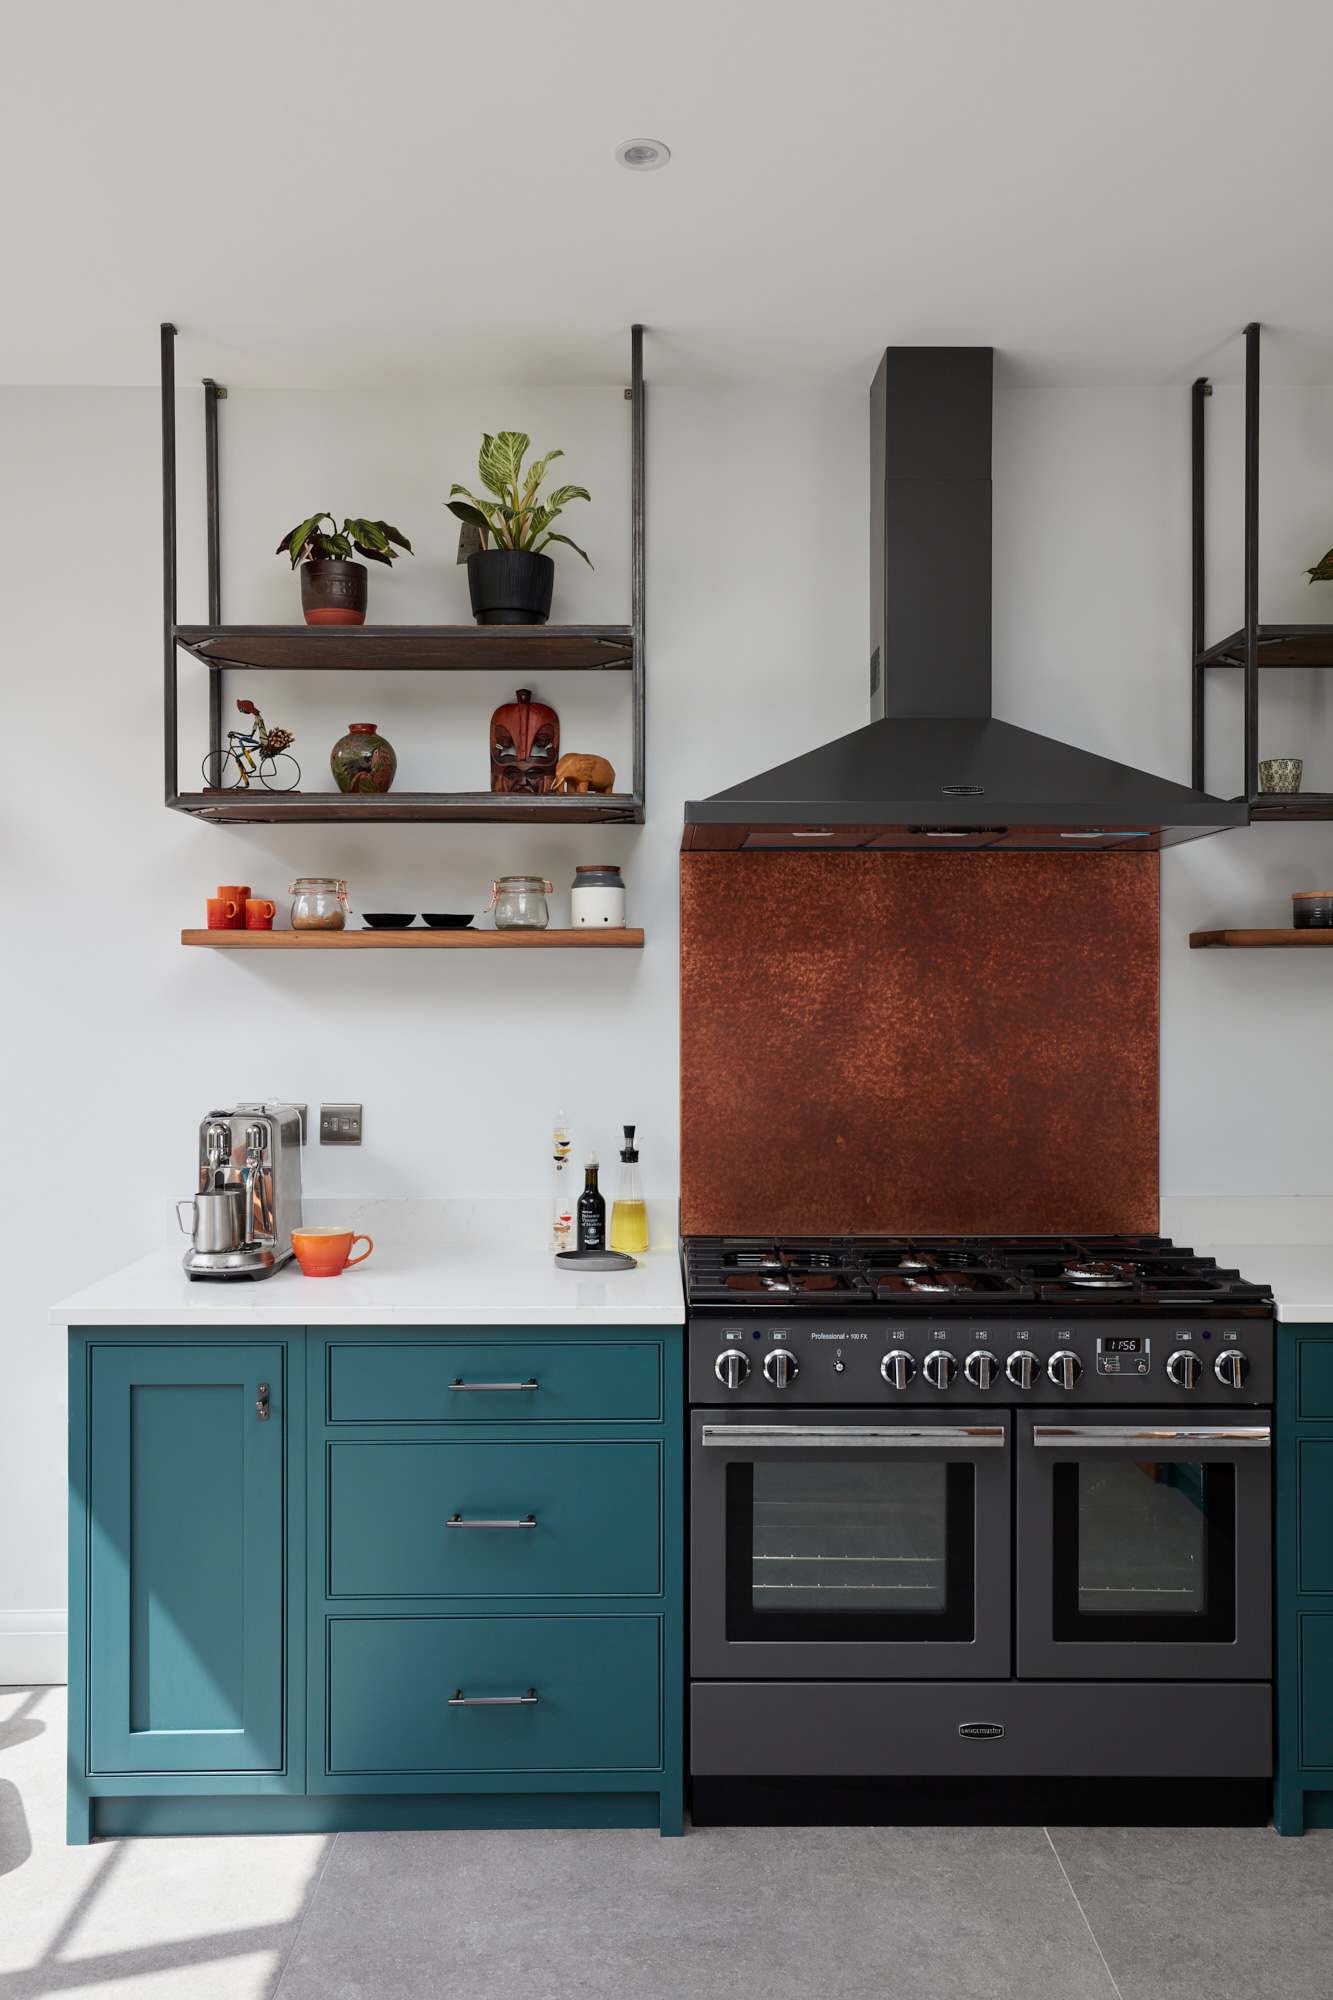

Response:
(68, 1332), (306, 1841)
(68, 1324), (683, 1841)
(1276, 1323), (1333, 1833)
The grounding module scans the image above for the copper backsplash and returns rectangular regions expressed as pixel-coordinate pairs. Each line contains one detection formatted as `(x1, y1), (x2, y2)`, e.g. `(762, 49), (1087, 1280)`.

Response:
(680, 849), (1159, 1237)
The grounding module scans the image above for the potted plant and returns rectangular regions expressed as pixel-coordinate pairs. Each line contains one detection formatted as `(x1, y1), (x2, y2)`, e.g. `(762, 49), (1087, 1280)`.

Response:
(447, 433), (591, 625)
(277, 513), (413, 626)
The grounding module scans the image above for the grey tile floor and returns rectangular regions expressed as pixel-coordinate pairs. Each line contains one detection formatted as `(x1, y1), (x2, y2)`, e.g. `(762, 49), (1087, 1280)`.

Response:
(2, 1685), (1331, 2000)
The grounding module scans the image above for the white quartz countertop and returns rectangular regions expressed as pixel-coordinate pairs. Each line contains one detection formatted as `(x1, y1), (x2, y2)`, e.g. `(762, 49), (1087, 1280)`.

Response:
(1195, 1243), (1333, 1325)
(50, 1239), (685, 1329)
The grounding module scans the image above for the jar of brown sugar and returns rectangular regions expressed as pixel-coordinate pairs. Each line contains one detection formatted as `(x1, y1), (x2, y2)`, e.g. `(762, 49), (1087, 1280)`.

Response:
(289, 878), (351, 930)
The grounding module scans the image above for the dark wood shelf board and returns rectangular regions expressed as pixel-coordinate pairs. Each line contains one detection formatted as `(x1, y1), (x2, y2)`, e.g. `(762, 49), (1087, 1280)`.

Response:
(1198, 626), (1333, 670)
(174, 625), (634, 672)
(1190, 929), (1333, 948)
(183, 927), (644, 950)
(168, 790), (644, 826)
(1244, 795), (1333, 822)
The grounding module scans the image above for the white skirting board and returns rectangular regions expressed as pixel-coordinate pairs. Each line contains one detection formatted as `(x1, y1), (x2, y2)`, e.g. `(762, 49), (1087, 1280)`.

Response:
(0, 1610), (66, 1686)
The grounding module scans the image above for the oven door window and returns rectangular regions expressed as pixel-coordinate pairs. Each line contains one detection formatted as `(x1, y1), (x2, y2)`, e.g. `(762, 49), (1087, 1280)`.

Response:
(1051, 1459), (1236, 1644)
(725, 1458), (975, 1643)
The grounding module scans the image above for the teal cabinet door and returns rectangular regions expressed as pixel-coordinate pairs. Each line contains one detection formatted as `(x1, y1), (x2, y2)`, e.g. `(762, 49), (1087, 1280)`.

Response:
(326, 1614), (661, 1774)
(87, 1345), (285, 1774)
(327, 1440), (661, 1598)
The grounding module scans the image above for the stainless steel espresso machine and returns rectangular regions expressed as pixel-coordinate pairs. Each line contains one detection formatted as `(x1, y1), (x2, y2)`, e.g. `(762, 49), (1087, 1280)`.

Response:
(177, 1103), (304, 1279)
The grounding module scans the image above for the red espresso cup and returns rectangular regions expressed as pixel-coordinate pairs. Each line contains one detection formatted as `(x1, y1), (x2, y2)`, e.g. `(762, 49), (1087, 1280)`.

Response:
(246, 898), (276, 931)
(291, 1228), (373, 1278)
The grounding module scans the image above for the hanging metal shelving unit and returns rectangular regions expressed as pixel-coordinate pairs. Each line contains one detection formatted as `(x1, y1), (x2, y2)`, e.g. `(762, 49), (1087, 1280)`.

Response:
(1192, 321), (1333, 821)
(160, 324), (646, 825)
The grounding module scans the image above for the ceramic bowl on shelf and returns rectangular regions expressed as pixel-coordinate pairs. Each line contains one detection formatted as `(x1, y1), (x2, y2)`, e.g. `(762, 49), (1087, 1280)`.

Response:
(422, 913), (475, 929)
(363, 913), (417, 929)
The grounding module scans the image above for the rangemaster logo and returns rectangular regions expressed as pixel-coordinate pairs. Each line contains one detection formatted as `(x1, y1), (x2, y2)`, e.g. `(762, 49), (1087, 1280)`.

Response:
(958, 1721), (1005, 1740)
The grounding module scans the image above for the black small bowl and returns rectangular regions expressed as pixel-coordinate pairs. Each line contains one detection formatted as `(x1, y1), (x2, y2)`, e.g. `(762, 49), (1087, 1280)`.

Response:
(422, 913), (475, 929)
(363, 913), (417, 929)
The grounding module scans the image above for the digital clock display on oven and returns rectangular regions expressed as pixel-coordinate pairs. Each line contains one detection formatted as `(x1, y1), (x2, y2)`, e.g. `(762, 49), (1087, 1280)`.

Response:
(1099, 1337), (1142, 1353)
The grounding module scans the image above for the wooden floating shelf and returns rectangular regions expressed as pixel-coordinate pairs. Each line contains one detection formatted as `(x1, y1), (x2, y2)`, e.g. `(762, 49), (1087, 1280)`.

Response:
(169, 791), (643, 826)
(183, 927), (644, 951)
(1198, 625), (1333, 672)
(174, 624), (634, 673)
(1190, 930), (1333, 949)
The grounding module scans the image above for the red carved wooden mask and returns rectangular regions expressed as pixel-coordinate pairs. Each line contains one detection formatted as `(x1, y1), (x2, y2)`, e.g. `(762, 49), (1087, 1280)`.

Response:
(490, 688), (560, 794)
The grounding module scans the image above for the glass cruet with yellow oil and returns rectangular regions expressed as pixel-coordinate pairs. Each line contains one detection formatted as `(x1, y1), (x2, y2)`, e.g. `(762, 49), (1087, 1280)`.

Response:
(608, 1125), (649, 1255)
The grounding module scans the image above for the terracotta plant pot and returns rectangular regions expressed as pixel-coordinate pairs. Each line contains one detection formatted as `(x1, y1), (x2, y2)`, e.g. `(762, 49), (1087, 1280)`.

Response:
(301, 559), (368, 627)
(331, 722), (397, 795)
(467, 549), (554, 626)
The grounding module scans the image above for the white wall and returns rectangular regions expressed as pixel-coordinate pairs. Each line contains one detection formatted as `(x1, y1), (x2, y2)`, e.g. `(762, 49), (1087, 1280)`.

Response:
(5, 373), (1333, 1655)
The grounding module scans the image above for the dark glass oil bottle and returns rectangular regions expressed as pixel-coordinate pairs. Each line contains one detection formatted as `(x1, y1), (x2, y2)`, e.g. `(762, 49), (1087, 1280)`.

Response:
(577, 1154), (606, 1251)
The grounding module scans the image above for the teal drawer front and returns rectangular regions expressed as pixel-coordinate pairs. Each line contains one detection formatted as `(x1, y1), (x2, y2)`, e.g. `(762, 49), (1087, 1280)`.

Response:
(1299, 1341), (1333, 1420)
(328, 1441), (661, 1597)
(1301, 1615), (1333, 1768)
(328, 1342), (661, 1425)
(1299, 1441), (1333, 1595)
(326, 1615), (661, 1773)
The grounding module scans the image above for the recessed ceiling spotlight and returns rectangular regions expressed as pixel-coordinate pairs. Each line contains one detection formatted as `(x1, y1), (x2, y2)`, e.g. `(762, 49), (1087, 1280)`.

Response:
(615, 138), (670, 171)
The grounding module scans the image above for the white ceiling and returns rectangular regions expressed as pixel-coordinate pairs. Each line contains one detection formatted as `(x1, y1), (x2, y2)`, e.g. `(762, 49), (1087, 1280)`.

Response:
(4, 0), (1333, 388)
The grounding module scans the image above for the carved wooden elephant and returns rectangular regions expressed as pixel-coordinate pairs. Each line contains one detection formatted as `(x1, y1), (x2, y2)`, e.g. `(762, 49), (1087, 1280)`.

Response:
(555, 753), (616, 795)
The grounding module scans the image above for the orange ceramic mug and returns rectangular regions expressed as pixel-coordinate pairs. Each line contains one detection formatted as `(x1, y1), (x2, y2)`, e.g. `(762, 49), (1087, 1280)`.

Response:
(291, 1227), (373, 1277)
(246, 898), (277, 930)
(207, 896), (240, 929)
(217, 885), (250, 930)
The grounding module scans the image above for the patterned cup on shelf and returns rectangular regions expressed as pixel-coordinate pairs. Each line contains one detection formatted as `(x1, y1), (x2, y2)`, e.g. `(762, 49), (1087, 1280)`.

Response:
(1259, 757), (1302, 795)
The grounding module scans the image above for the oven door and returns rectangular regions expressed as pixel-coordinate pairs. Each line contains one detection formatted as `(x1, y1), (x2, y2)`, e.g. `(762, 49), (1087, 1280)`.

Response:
(691, 1408), (1010, 1678)
(1016, 1413), (1271, 1679)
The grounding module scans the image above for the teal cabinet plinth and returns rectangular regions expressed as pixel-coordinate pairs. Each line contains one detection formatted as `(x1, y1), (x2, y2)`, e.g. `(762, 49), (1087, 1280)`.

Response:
(68, 1322), (684, 1842)
(1276, 1322), (1333, 1833)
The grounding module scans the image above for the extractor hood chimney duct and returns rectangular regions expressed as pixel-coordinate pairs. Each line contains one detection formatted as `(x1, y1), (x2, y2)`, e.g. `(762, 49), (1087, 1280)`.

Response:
(683, 346), (1246, 852)
(870, 347), (993, 721)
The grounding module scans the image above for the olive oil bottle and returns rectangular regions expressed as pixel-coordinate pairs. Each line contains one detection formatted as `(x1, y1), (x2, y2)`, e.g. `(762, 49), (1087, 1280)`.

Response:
(609, 1125), (649, 1254)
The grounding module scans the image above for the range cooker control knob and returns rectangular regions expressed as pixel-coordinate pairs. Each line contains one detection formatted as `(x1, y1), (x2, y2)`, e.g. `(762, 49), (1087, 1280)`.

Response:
(1005, 1350), (1039, 1390)
(715, 1349), (750, 1390)
(881, 1350), (916, 1389)
(1048, 1350), (1083, 1390)
(763, 1347), (800, 1389)
(923, 1349), (958, 1390)
(1214, 1349), (1251, 1389)
(964, 1350), (998, 1390)
(1166, 1350), (1204, 1389)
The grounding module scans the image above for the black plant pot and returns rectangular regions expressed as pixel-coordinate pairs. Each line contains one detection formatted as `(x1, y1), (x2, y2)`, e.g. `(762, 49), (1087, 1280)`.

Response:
(301, 559), (368, 627)
(467, 549), (554, 626)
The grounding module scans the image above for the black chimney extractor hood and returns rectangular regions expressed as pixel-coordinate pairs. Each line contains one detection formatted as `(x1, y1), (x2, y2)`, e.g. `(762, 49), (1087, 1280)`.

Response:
(683, 347), (1246, 853)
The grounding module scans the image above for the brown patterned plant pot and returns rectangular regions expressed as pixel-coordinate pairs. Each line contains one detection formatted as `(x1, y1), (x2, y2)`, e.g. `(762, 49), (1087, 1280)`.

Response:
(301, 559), (368, 626)
(330, 723), (397, 794)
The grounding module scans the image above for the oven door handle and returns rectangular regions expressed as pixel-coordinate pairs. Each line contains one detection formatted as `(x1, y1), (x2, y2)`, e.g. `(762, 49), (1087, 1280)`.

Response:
(1032, 1425), (1270, 1447)
(700, 1425), (1006, 1447)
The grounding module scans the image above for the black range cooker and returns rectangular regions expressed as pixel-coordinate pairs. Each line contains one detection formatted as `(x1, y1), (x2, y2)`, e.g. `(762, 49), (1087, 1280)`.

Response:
(686, 1233), (1276, 1827)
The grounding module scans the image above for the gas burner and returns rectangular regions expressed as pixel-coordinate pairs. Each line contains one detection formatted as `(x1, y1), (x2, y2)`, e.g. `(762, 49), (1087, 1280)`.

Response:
(904, 1276), (951, 1293)
(1062, 1262), (1135, 1289)
(897, 1256), (935, 1271)
(724, 1251), (783, 1270)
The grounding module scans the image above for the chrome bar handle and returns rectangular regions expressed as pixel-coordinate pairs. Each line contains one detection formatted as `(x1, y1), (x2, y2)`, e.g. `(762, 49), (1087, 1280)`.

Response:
(446, 1513), (536, 1529)
(1032, 1425), (1270, 1447)
(448, 1378), (539, 1392)
(448, 1688), (538, 1706)
(701, 1424), (1006, 1448)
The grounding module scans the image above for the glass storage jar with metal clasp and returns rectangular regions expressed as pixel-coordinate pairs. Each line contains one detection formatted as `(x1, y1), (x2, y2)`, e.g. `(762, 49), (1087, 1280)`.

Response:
(487, 875), (553, 930)
(289, 877), (351, 931)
